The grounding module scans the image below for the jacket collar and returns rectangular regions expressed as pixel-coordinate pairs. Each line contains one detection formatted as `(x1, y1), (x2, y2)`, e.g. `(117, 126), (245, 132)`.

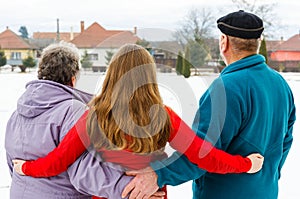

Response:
(221, 54), (266, 75)
(17, 80), (93, 118)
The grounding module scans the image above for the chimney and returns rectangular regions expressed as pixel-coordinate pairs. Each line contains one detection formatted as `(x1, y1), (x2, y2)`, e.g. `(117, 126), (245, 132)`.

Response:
(56, 18), (60, 42)
(70, 26), (74, 40)
(80, 21), (85, 33)
(281, 36), (284, 43)
(133, 26), (137, 35)
(6, 26), (9, 30)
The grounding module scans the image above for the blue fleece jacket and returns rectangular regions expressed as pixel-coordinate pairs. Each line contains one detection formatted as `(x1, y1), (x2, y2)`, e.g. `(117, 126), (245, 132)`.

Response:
(151, 54), (296, 199)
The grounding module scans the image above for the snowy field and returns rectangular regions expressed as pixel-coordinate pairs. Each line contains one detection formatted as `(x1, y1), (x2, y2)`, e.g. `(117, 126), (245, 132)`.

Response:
(0, 70), (299, 198)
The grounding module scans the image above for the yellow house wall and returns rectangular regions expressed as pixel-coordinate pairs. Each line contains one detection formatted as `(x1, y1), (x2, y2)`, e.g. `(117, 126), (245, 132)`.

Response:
(3, 49), (35, 59)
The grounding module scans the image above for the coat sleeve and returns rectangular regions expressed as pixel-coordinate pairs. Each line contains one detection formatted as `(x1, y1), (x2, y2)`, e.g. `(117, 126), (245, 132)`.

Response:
(22, 111), (90, 177)
(67, 149), (132, 198)
(151, 151), (206, 187)
(6, 152), (13, 176)
(278, 92), (296, 178)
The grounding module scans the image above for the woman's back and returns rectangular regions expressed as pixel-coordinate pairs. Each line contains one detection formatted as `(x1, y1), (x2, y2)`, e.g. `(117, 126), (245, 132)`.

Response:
(5, 80), (91, 199)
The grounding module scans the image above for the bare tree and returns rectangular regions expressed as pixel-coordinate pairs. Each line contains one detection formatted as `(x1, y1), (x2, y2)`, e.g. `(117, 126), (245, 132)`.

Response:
(174, 8), (215, 47)
(231, 0), (279, 38)
(173, 8), (216, 68)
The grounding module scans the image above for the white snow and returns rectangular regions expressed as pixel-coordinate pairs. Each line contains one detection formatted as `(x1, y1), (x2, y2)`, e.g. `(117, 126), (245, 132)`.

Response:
(0, 70), (299, 198)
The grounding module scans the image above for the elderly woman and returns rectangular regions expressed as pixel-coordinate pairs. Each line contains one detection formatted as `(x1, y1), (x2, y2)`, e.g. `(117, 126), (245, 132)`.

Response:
(5, 41), (132, 199)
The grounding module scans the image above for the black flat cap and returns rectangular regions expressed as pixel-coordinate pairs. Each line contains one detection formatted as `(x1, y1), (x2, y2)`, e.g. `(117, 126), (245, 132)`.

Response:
(217, 10), (264, 39)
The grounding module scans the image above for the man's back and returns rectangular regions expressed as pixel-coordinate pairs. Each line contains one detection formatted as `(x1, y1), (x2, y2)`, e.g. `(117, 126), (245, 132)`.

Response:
(193, 55), (296, 199)
(124, 10), (295, 199)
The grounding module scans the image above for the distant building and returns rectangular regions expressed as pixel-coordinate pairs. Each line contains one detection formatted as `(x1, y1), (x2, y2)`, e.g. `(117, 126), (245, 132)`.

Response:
(0, 28), (37, 68)
(32, 21), (139, 71)
(149, 41), (183, 72)
(32, 31), (80, 52)
(150, 41), (183, 59)
(71, 22), (139, 71)
(269, 35), (300, 72)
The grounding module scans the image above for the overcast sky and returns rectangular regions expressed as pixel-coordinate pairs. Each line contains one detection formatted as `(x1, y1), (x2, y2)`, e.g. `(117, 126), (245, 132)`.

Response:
(1, 0), (299, 41)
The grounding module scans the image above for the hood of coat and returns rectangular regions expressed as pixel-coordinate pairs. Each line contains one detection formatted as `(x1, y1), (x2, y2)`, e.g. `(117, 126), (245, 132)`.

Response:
(17, 80), (93, 118)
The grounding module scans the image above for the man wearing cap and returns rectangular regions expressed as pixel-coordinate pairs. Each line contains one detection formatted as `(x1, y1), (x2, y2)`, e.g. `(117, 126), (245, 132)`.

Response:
(122, 10), (296, 199)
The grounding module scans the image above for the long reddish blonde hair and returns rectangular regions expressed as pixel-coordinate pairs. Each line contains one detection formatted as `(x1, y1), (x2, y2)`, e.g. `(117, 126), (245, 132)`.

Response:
(87, 44), (171, 154)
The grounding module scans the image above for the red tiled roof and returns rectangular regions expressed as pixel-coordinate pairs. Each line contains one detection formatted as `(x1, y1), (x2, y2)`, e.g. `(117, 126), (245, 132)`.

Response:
(266, 40), (283, 52)
(97, 31), (139, 48)
(71, 22), (139, 48)
(275, 34), (300, 51)
(0, 29), (32, 49)
(33, 32), (80, 42)
(269, 35), (300, 61)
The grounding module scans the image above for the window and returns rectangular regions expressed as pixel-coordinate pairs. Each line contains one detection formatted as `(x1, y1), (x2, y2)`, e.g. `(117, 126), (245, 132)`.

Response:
(88, 54), (98, 61)
(11, 52), (21, 60)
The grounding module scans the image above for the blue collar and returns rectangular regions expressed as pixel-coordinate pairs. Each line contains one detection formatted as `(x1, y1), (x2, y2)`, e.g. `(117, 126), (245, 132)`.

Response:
(221, 54), (266, 75)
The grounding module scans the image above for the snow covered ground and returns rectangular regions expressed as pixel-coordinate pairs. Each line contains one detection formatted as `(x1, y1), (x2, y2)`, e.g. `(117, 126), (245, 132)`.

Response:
(0, 70), (299, 198)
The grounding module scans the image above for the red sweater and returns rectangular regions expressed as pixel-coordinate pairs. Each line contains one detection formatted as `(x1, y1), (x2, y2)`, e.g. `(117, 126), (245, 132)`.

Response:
(22, 106), (251, 198)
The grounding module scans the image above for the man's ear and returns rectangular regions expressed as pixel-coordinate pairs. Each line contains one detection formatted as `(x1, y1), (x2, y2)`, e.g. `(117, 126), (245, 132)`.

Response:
(220, 34), (228, 53)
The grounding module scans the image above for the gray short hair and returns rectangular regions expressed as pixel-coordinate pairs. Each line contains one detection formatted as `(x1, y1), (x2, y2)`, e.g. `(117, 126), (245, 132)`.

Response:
(228, 36), (260, 54)
(38, 41), (81, 85)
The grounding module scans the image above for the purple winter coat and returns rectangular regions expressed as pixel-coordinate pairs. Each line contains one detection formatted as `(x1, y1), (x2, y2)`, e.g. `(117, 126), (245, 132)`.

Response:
(5, 80), (131, 199)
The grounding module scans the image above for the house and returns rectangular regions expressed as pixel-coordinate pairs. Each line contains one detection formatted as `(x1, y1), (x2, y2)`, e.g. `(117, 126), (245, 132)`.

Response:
(32, 21), (140, 71)
(269, 34), (300, 72)
(71, 22), (139, 71)
(266, 39), (283, 55)
(0, 27), (37, 69)
(150, 41), (183, 59)
(32, 31), (80, 51)
(148, 41), (183, 72)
